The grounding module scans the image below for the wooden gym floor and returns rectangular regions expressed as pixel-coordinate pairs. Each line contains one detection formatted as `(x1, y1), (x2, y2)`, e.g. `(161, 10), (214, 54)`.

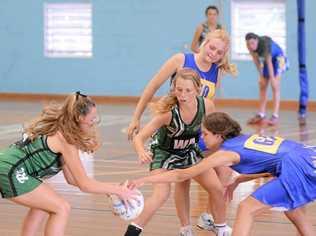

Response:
(0, 100), (315, 236)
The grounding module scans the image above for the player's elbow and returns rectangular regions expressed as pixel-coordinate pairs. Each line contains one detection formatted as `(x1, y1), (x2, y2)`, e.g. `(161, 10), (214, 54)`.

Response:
(66, 179), (78, 187)
(77, 179), (92, 193)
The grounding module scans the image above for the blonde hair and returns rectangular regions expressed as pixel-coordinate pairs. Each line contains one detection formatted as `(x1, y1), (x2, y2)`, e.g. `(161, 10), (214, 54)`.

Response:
(150, 68), (201, 115)
(201, 29), (238, 76)
(25, 92), (100, 152)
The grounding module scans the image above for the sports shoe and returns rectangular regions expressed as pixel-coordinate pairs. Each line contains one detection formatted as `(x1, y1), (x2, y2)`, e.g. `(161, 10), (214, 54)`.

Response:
(124, 224), (142, 236)
(247, 114), (265, 125)
(179, 226), (194, 236)
(196, 212), (215, 231)
(266, 115), (279, 126)
(214, 224), (232, 236)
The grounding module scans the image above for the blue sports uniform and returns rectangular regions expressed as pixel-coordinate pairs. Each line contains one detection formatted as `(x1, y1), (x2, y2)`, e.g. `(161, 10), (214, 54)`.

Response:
(182, 53), (219, 100)
(221, 134), (316, 211)
(256, 36), (289, 79)
(181, 53), (220, 152)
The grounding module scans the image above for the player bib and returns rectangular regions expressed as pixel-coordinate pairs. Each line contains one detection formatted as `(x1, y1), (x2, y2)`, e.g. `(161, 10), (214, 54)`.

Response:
(244, 135), (284, 154)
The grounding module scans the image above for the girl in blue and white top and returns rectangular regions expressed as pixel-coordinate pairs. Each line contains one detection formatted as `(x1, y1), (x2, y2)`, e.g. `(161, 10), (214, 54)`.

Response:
(246, 33), (289, 126)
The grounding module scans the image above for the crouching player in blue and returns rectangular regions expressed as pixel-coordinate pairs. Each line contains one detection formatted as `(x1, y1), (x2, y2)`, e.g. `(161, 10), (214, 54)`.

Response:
(132, 112), (316, 236)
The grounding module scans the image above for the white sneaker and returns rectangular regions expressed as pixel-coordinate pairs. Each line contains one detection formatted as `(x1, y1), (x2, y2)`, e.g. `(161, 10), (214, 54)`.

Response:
(179, 226), (194, 236)
(196, 212), (215, 231)
(214, 225), (232, 236)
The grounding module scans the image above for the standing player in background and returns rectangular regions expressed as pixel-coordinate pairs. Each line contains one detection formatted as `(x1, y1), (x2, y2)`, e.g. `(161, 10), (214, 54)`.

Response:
(245, 33), (289, 126)
(191, 5), (222, 53)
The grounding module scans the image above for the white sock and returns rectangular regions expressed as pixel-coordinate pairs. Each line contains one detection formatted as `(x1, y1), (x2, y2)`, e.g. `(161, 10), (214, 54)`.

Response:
(215, 223), (231, 235)
(180, 225), (192, 232)
(214, 223), (227, 228)
(258, 112), (265, 118)
(131, 222), (143, 231)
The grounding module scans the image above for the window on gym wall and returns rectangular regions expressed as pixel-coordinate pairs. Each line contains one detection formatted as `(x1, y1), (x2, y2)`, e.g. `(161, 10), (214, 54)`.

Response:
(231, 0), (286, 60)
(44, 3), (92, 58)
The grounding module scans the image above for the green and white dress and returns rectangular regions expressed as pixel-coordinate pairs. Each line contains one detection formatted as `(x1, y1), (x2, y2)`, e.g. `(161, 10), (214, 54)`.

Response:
(0, 135), (63, 198)
(150, 96), (205, 170)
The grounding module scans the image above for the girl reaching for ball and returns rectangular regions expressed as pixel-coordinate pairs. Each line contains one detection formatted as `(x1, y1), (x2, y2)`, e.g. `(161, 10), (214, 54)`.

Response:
(0, 92), (136, 236)
(131, 112), (316, 236)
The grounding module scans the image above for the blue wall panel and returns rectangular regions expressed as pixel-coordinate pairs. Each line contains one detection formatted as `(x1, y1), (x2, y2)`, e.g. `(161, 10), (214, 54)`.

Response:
(0, 0), (314, 100)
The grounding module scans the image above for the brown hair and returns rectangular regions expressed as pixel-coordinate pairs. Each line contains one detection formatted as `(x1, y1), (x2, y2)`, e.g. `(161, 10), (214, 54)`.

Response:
(245, 32), (259, 41)
(203, 112), (241, 140)
(150, 68), (201, 115)
(205, 5), (219, 15)
(25, 92), (100, 152)
(201, 29), (238, 76)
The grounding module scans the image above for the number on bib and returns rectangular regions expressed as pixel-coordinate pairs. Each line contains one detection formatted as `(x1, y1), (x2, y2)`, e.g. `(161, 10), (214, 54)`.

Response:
(244, 135), (284, 154)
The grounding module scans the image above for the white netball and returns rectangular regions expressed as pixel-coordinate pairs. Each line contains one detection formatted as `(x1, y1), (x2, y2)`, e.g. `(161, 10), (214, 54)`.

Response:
(110, 189), (144, 221)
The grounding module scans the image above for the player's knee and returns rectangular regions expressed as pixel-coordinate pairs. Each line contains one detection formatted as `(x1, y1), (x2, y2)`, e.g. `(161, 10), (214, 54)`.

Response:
(158, 190), (171, 203)
(152, 186), (170, 203)
(259, 82), (267, 90)
(238, 200), (257, 217)
(271, 82), (280, 92)
(55, 200), (71, 216)
(208, 182), (224, 195)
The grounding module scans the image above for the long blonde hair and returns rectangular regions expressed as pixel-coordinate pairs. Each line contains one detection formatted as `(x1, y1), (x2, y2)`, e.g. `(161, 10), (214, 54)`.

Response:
(201, 29), (238, 76)
(150, 68), (201, 115)
(25, 92), (100, 152)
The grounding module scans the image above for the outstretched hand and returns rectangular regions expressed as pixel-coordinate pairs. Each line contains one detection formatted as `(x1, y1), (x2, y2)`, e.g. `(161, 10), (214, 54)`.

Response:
(224, 179), (239, 202)
(137, 150), (153, 165)
(127, 179), (145, 190)
(127, 119), (140, 141)
(116, 180), (139, 207)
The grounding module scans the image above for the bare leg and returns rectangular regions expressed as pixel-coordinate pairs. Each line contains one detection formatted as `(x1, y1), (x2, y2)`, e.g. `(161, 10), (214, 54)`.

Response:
(10, 184), (71, 236)
(21, 208), (47, 236)
(133, 169), (171, 227)
(203, 166), (232, 220)
(194, 168), (226, 224)
(270, 76), (281, 116)
(285, 207), (315, 236)
(174, 180), (191, 226)
(232, 196), (269, 236)
(258, 77), (269, 114)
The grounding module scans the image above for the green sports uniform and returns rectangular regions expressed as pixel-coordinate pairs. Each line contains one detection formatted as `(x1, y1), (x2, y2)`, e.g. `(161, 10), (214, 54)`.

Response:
(150, 96), (205, 170)
(0, 135), (63, 198)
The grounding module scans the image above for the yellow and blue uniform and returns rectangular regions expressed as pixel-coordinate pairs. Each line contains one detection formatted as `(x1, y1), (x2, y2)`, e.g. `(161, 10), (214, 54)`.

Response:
(183, 53), (219, 100)
(181, 53), (220, 152)
(256, 36), (289, 79)
(221, 134), (316, 210)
